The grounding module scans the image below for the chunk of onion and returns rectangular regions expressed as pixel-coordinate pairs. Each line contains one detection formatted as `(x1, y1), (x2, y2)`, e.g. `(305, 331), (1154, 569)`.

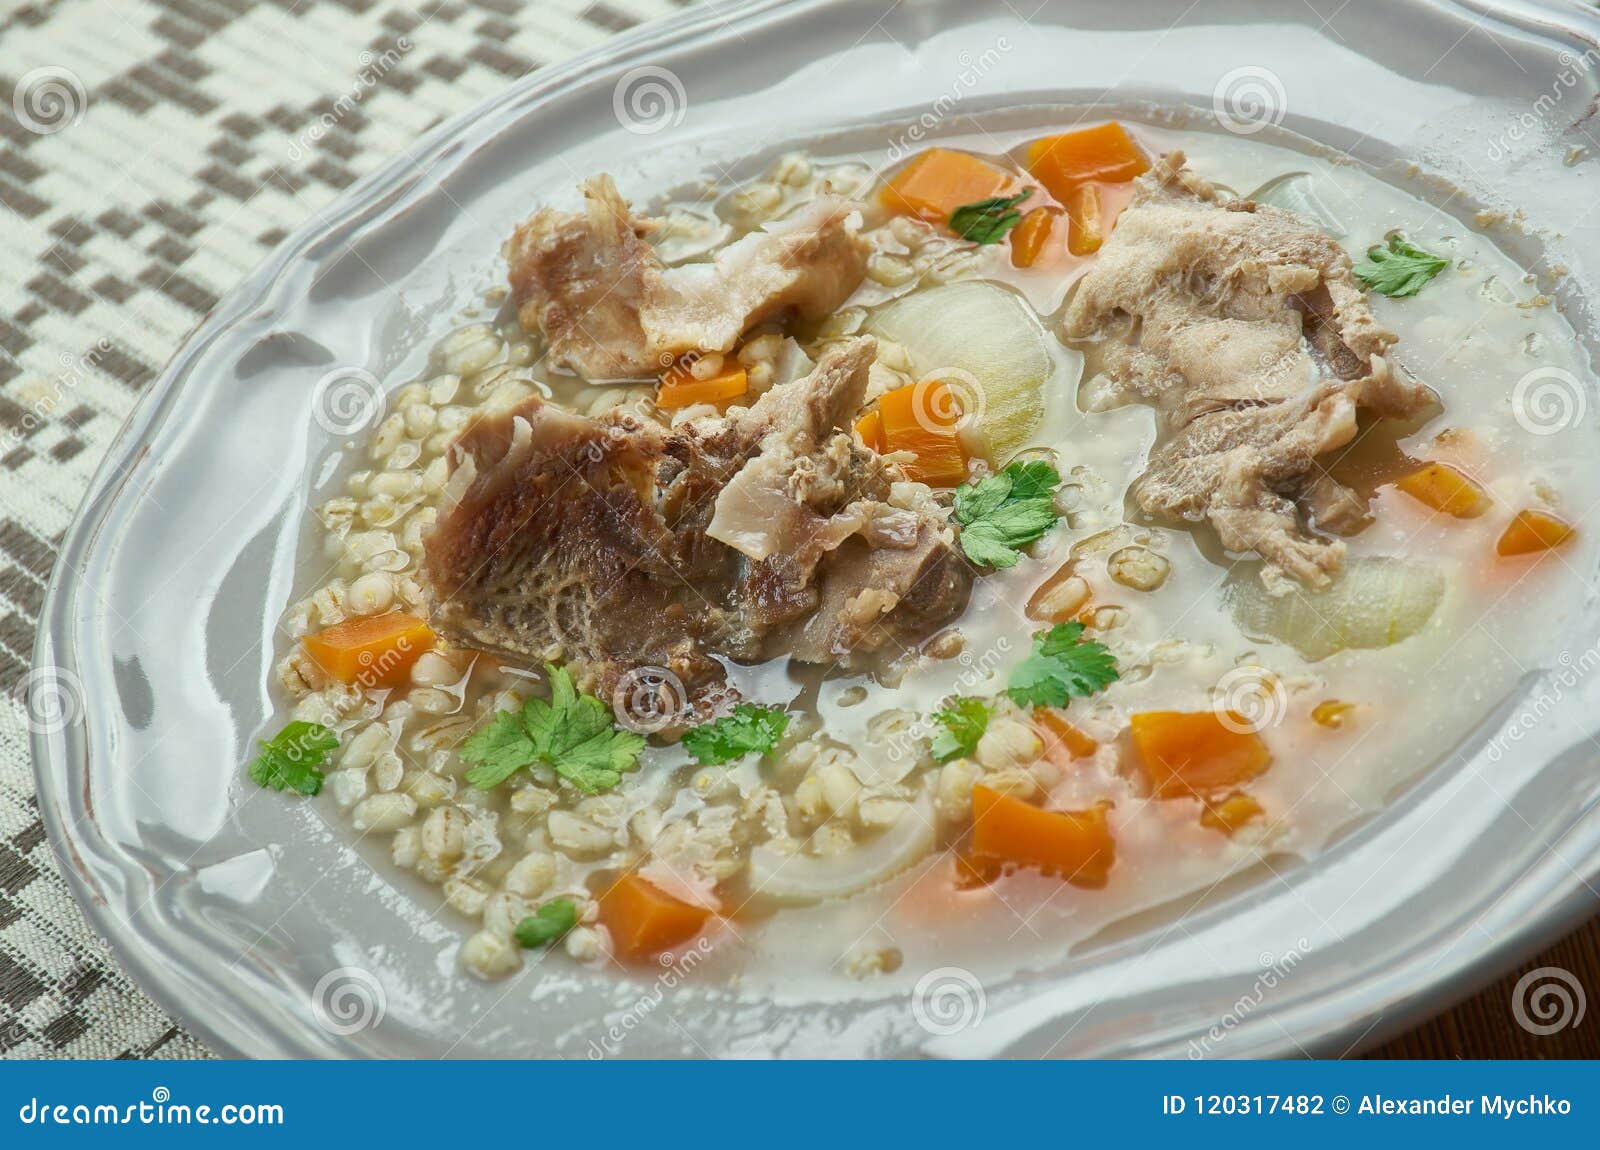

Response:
(1227, 556), (1446, 660)
(865, 281), (1051, 460)
(747, 792), (937, 904)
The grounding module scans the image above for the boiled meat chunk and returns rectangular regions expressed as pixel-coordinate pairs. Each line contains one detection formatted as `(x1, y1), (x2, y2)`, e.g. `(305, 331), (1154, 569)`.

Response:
(421, 339), (971, 711)
(505, 175), (868, 381)
(1064, 152), (1434, 587)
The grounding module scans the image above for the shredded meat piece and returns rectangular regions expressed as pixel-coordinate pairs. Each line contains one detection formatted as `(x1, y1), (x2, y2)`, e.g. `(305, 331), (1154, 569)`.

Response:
(1064, 152), (1434, 587)
(505, 175), (869, 381)
(420, 339), (971, 713)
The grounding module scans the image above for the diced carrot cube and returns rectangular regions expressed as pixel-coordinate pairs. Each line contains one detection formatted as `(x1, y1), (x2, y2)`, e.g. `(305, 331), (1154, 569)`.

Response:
(970, 785), (1115, 887)
(1311, 700), (1356, 729)
(303, 613), (434, 689)
(877, 378), (970, 487)
(1394, 462), (1491, 518)
(854, 408), (886, 453)
(1496, 509), (1574, 556)
(880, 148), (1013, 222)
(1009, 207), (1056, 268)
(1130, 711), (1273, 800)
(1034, 707), (1099, 758)
(1199, 792), (1265, 836)
(599, 875), (710, 960)
(656, 357), (748, 410)
(1027, 122), (1149, 201)
(1066, 186), (1105, 256)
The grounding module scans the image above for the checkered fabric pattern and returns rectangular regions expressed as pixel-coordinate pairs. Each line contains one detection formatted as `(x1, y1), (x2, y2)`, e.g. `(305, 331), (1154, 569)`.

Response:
(0, 0), (693, 1061)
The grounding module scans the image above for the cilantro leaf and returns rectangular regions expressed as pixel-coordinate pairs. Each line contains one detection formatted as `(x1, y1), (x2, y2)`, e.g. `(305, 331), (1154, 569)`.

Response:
(930, 697), (991, 762)
(682, 704), (790, 765)
(952, 459), (1062, 568)
(1006, 622), (1119, 709)
(949, 190), (1032, 245)
(462, 664), (645, 794)
(1354, 236), (1449, 298)
(514, 898), (579, 948)
(459, 710), (536, 790)
(248, 721), (339, 795)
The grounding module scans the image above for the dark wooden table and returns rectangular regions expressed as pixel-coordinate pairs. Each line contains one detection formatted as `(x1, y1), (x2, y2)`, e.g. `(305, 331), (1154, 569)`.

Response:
(1366, 918), (1600, 1058)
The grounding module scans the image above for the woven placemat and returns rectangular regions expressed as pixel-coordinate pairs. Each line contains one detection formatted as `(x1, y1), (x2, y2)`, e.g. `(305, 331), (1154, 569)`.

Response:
(0, 0), (690, 1061)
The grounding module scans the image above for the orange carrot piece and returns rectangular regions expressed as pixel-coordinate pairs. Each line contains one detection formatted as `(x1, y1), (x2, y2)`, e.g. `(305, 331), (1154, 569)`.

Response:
(656, 359), (748, 410)
(1009, 207), (1055, 268)
(1034, 707), (1099, 758)
(877, 378), (970, 487)
(1395, 462), (1491, 518)
(1199, 792), (1264, 836)
(970, 785), (1115, 887)
(1497, 509), (1575, 556)
(881, 148), (1013, 222)
(1130, 711), (1273, 801)
(1066, 186), (1105, 256)
(854, 408), (886, 453)
(599, 875), (710, 960)
(1311, 700), (1356, 729)
(303, 612), (434, 689)
(1027, 122), (1149, 200)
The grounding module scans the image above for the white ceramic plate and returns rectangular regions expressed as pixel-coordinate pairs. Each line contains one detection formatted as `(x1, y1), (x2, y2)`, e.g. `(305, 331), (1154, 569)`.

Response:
(33, 0), (1600, 1057)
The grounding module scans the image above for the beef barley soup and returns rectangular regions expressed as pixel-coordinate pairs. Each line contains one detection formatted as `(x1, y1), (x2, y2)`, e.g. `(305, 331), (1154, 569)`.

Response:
(253, 119), (1598, 992)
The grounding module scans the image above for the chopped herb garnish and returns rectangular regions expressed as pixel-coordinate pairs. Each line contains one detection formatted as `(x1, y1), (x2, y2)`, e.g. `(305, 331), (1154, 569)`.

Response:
(1354, 236), (1449, 298)
(952, 459), (1063, 568)
(681, 703), (789, 765)
(930, 696), (991, 763)
(248, 721), (339, 795)
(461, 664), (645, 794)
(949, 189), (1033, 245)
(514, 898), (580, 948)
(1006, 622), (1119, 709)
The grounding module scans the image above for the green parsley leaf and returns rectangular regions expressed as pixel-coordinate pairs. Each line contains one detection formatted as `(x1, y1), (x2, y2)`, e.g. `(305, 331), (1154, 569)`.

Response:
(248, 721), (339, 795)
(948, 189), (1033, 245)
(514, 898), (579, 948)
(1006, 622), (1119, 709)
(952, 459), (1063, 568)
(930, 697), (991, 762)
(682, 704), (790, 765)
(1353, 236), (1449, 298)
(462, 664), (645, 794)
(458, 710), (536, 790)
